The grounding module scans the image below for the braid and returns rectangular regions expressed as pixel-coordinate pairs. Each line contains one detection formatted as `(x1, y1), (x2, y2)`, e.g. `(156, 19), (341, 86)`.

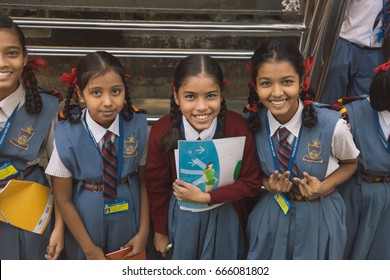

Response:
(246, 87), (262, 132)
(215, 99), (227, 139)
(301, 88), (317, 128)
(161, 94), (183, 152)
(63, 83), (82, 124)
(22, 65), (42, 114)
(121, 82), (134, 121)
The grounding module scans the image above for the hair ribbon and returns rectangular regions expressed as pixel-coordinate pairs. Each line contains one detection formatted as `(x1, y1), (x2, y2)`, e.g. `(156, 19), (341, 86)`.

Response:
(302, 55), (314, 92)
(27, 58), (52, 74)
(60, 67), (78, 86)
(374, 59), (390, 73)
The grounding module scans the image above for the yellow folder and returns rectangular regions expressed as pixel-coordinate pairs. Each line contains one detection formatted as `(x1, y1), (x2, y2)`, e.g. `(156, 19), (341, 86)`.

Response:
(0, 179), (53, 234)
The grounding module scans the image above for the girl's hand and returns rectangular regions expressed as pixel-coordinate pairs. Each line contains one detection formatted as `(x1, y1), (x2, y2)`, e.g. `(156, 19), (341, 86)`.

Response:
(45, 226), (64, 260)
(122, 232), (148, 259)
(293, 172), (324, 197)
(173, 179), (211, 204)
(153, 232), (171, 258)
(84, 245), (106, 260)
(267, 170), (293, 193)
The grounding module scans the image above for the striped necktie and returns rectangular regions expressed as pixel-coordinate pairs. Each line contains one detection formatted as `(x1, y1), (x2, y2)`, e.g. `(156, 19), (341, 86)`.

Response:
(276, 127), (300, 193)
(102, 131), (118, 202)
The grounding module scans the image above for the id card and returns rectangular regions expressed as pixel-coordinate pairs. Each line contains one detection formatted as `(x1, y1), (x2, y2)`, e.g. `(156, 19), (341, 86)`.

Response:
(0, 162), (18, 179)
(273, 193), (291, 215)
(104, 200), (129, 215)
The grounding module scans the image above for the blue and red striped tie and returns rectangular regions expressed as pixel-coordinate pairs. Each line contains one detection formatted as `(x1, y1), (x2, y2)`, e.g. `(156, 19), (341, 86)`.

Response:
(102, 131), (118, 202)
(276, 127), (300, 193)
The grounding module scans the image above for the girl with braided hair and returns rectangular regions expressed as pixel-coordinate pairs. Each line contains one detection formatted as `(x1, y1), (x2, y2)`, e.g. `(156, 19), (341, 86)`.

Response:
(245, 39), (360, 259)
(145, 54), (262, 260)
(0, 13), (63, 259)
(46, 51), (149, 259)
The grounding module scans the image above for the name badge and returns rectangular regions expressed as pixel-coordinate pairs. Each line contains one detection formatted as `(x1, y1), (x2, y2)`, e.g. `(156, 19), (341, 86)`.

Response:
(273, 193), (291, 215)
(104, 200), (129, 215)
(0, 162), (18, 179)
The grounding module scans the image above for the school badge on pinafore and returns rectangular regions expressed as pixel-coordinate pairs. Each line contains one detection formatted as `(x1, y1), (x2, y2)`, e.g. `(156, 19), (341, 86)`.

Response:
(302, 139), (323, 163)
(123, 136), (138, 157)
(10, 126), (35, 150)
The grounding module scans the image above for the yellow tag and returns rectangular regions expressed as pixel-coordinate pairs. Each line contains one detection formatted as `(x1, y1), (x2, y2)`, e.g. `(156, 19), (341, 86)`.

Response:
(274, 193), (290, 215)
(104, 200), (129, 215)
(0, 162), (18, 179)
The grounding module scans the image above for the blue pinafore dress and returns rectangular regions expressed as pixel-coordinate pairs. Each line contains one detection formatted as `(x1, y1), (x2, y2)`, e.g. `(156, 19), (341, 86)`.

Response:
(247, 106), (347, 260)
(0, 92), (59, 259)
(55, 110), (147, 259)
(338, 98), (390, 259)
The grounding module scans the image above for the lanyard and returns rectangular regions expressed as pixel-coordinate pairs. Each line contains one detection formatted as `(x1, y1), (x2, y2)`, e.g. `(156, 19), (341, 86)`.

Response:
(83, 112), (124, 183)
(379, 0), (388, 42)
(0, 104), (19, 150)
(373, 109), (390, 154)
(265, 113), (301, 180)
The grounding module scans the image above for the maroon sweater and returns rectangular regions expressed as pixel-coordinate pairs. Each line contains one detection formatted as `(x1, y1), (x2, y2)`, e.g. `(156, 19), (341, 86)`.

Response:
(145, 110), (262, 235)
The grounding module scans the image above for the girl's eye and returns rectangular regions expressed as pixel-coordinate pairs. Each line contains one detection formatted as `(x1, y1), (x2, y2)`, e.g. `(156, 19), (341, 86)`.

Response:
(183, 94), (195, 100)
(91, 90), (102, 96)
(206, 93), (218, 99)
(259, 81), (271, 87)
(8, 50), (19, 57)
(112, 88), (121, 95)
(283, 80), (294, 85)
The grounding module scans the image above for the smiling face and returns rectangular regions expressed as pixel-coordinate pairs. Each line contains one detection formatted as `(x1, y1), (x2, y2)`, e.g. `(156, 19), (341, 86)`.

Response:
(174, 73), (222, 133)
(255, 60), (302, 124)
(0, 29), (27, 100)
(78, 69), (125, 128)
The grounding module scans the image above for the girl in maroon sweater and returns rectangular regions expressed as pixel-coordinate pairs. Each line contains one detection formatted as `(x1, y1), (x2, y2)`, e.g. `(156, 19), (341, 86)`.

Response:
(145, 55), (262, 259)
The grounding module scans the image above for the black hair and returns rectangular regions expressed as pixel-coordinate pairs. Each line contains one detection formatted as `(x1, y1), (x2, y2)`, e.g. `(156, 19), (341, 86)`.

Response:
(0, 13), (43, 114)
(62, 51), (134, 123)
(161, 54), (227, 152)
(369, 68), (390, 111)
(245, 39), (317, 132)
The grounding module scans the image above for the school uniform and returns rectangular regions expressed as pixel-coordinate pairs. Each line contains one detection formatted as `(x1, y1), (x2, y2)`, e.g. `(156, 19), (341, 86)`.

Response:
(247, 101), (359, 260)
(46, 108), (147, 259)
(145, 110), (262, 260)
(320, 0), (386, 103)
(338, 97), (390, 259)
(0, 85), (59, 260)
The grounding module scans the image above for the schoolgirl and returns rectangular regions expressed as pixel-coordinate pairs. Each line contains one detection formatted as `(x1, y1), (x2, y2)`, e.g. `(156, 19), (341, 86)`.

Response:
(145, 54), (262, 260)
(0, 13), (63, 260)
(45, 51), (149, 259)
(245, 39), (360, 259)
(337, 59), (390, 259)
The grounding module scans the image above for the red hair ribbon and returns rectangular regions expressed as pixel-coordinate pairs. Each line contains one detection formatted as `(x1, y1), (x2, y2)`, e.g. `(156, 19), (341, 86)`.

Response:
(60, 68), (78, 86)
(245, 103), (258, 113)
(27, 58), (52, 74)
(302, 56), (314, 92)
(245, 60), (253, 76)
(125, 73), (132, 79)
(223, 79), (229, 85)
(374, 59), (390, 73)
(303, 100), (313, 106)
(170, 80), (175, 91)
(247, 80), (255, 89)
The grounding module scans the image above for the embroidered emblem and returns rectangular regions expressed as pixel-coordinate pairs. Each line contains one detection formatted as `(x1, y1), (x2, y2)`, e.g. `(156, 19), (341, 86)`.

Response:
(10, 126), (35, 150)
(123, 136), (138, 157)
(302, 139), (323, 163)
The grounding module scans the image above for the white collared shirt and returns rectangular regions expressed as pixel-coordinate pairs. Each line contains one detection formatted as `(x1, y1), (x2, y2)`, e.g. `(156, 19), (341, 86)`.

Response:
(340, 0), (384, 47)
(0, 83), (54, 166)
(267, 100), (360, 177)
(0, 83), (25, 130)
(379, 110), (390, 140)
(46, 108), (148, 178)
(182, 115), (217, 141)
